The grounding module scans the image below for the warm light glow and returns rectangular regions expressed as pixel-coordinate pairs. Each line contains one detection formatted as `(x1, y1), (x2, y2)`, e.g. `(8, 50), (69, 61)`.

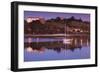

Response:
(26, 47), (33, 52)
(63, 38), (72, 44)
(26, 18), (33, 23)
(26, 17), (42, 23)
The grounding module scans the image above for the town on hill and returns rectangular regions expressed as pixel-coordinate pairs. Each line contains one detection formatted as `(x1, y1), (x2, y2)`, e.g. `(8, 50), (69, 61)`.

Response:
(24, 16), (90, 35)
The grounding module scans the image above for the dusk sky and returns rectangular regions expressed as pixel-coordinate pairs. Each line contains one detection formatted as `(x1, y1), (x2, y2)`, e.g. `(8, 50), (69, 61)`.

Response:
(24, 11), (90, 22)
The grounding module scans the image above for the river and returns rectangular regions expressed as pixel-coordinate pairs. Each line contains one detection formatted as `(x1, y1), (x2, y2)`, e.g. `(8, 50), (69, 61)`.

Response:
(24, 36), (90, 62)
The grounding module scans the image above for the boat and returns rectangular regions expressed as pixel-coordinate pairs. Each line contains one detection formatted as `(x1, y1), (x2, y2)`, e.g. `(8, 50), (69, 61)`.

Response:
(63, 38), (73, 44)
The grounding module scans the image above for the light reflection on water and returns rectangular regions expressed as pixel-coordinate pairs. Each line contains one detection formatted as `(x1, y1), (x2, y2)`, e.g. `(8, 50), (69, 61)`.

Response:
(24, 36), (90, 61)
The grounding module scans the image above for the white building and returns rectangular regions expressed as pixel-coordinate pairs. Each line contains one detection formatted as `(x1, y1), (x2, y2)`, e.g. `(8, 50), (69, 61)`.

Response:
(26, 17), (45, 24)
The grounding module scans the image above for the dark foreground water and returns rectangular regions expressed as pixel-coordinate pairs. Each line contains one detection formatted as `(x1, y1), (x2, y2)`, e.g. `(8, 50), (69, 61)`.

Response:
(24, 36), (90, 62)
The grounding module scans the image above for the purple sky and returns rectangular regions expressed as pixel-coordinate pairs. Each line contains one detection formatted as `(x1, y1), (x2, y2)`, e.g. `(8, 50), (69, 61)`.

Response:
(24, 11), (90, 22)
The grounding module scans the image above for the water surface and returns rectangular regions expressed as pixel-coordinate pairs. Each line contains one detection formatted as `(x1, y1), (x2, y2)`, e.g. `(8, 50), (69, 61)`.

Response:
(24, 36), (90, 61)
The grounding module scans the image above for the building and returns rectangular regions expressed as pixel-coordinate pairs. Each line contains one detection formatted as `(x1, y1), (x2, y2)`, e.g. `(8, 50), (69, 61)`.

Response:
(26, 17), (45, 24)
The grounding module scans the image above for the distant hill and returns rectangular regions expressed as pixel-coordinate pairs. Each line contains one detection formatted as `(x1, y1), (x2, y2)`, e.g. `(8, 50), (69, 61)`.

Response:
(24, 16), (90, 35)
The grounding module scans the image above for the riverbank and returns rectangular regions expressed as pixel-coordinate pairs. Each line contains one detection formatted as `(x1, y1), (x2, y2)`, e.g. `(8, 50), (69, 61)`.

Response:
(24, 33), (90, 38)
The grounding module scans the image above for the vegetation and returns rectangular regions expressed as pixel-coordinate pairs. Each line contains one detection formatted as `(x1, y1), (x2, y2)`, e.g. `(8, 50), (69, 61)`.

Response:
(24, 16), (90, 35)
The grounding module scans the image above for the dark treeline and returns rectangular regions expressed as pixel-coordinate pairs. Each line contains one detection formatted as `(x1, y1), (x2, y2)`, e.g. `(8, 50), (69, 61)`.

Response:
(24, 16), (90, 35)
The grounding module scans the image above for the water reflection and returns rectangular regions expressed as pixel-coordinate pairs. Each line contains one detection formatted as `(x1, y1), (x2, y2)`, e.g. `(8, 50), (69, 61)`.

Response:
(24, 36), (90, 61)
(24, 36), (90, 53)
